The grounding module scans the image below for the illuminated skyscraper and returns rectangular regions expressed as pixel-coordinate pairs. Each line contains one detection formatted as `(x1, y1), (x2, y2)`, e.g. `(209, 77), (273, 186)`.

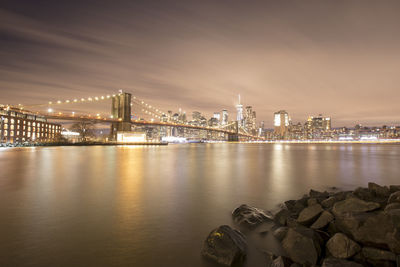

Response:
(274, 110), (290, 138)
(236, 95), (243, 124)
(221, 109), (228, 125)
(213, 112), (220, 121)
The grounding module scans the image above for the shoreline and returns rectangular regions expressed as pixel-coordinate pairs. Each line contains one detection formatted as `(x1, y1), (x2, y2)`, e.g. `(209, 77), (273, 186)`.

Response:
(1, 140), (400, 148)
(203, 183), (400, 267)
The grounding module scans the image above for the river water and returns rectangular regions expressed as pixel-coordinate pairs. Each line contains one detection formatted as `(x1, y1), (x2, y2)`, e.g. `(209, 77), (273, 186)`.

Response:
(0, 144), (399, 266)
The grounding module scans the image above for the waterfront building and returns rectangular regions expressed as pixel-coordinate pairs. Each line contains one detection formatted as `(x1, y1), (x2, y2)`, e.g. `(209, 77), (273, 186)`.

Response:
(0, 107), (61, 143)
(274, 110), (290, 138)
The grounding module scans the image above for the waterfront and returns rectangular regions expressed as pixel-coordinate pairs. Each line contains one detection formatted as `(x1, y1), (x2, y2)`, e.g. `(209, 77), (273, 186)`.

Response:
(1, 144), (400, 267)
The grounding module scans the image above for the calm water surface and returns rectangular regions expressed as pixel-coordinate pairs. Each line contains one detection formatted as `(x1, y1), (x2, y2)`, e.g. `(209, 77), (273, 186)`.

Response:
(1, 144), (400, 266)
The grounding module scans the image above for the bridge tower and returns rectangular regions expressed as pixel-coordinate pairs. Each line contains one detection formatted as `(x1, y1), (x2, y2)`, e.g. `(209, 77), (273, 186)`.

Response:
(111, 92), (132, 139)
(227, 121), (239, 142)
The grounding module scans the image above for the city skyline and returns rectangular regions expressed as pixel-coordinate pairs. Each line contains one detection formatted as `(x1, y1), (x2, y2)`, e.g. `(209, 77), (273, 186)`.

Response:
(1, 1), (400, 127)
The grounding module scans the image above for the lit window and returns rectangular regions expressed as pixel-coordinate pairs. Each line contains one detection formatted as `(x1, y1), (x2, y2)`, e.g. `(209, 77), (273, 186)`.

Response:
(28, 122), (30, 126)
(4, 130), (7, 136)
(17, 131), (19, 135)
(4, 124), (8, 129)
(11, 125), (14, 130)
(33, 127), (35, 131)
(38, 123), (40, 127)
(23, 121), (26, 124)
(11, 119), (14, 124)
(27, 132), (30, 137)
(33, 122), (36, 126)
(4, 118), (8, 123)
(28, 127), (31, 131)
(23, 132), (25, 136)
(17, 125), (20, 129)
(17, 120), (20, 123)
(10, 131), (14, 136)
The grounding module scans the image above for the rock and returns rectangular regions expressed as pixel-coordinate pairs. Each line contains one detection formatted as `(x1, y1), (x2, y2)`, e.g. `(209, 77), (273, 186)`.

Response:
(321, 257), (364, 267)
(326, 233), (361, 259)
(311, 211), (334, 229)
(388, 191), (400, 204)
(270, 256), (292, 267)
(282, 227), (322, 265)
(307, 198), (318, 206)
(201, 225), (247, 266)
(321, 197), (337, 209)
(273, 227), (289, 241)
(332, 197), (380, 216)
(285, 198), (308, 215)
(274, 208), (291, 226)
(369, 182), (391, 197)
(232, 204), (273, 229)
(353, 187), (375, 201)
(310, 189), (329, 199)
(390, 185), (400, 193)
(385, 203), (400, 211)
(361, 247), (396, 262)
(286, 217), (299, 228)
(289, 263), (301, 267)
(297, 204), (324, 225)
(397, 255), (400, 267)
(335, 211), (400, 254)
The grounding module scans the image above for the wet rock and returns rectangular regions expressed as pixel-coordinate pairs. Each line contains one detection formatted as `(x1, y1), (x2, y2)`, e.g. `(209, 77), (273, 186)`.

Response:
(332, 197), (380, 216)
(274, 208), (291, 226)
(311, 211), (334, 229)
(232, 204), (273, 229)
(368, 182), (391, 198)
(297, 204), (324, 225)
(326, 233), (361, 259)
(388, 191), (400, 204)
(307, 198), (318, 206)
(270, 256), (292, 267)
(361, 247), (396, 262)
(321, 257), (364, 267)
(286, 217), (299, 228)
(353, 187), (375, 201)
(309, 189), (329, 199)
(273, 227), (289, 241)
(335, 211), (400, 254)
(321, 197), (337, 209)
(389, 185), (400, 193)
(282, 227), (322, 266)
(385, 202), (400, 211)
(201, 225), (247, 266)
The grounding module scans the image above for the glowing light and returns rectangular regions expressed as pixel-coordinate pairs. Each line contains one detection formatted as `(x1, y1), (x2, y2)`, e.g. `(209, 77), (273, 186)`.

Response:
(81, 98), (85, 101)
(106, 95), (110, 98)
(95, 97), (99, 101)
(74, 99), (78, 102)
(66, 100), (70, 103)
(57, 100), (62, 104)
(47, 108), (53, 113)
(101, 96), (104, 99)
(49, 101), (52, 104)
(88, 97), (93, 101)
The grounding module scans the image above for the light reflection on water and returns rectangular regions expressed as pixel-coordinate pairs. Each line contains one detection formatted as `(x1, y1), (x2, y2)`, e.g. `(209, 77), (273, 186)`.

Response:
(0, 144), (399, 267)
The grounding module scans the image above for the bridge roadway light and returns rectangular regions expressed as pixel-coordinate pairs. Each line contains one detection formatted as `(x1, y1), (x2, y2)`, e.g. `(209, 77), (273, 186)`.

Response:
(48, 108), (53, 113)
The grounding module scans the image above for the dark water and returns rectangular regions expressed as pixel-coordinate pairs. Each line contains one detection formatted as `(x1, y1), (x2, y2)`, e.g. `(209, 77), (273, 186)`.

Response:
(1, 144), (400, 266)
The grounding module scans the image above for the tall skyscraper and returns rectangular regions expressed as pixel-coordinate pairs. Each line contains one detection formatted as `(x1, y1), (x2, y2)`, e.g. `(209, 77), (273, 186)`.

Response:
(236, 95), (243, 123)
(213, 112), (221, 121)
(274, 110), (290, 138)
(221, 109), (228, 125)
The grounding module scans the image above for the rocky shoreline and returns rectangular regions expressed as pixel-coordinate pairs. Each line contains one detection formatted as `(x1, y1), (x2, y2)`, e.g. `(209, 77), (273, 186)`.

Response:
(202, 183), (400, 267)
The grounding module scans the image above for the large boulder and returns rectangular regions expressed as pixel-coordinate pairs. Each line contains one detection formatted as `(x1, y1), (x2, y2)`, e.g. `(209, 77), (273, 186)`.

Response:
(297, 204), (324, 225)
(232, 204), (273, 229)
(361, 247), (396, 262)
(326, 233), (361, 259)
(332, 197), (380, 216)
(335, 211), (400, 254)
(201, 225), (247, 266)
(388, 191), (400, 204)
(309, 189), (329, 199)
(282, 227), (322, 265)
(321, 197), (337, 209)
(311, 211), (334, 229)
(321, 258), (363, 267)
(368, 182), (391, 198)
(273, 227), (289, 241)
(274, 208), (291, 226)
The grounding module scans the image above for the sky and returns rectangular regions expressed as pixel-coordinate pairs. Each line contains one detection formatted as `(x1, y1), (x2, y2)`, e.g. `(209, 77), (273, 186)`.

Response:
(1, 0), (400, 127)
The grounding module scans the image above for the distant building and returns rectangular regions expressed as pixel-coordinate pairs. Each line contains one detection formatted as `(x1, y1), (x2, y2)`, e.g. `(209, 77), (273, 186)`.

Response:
(236, 95), (243, 124)
(213, 112), (220, 121)
(274, 110), (290, 138)
(221, 109), (228, 125)
(0, 107), (61, 143)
